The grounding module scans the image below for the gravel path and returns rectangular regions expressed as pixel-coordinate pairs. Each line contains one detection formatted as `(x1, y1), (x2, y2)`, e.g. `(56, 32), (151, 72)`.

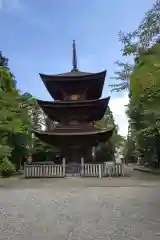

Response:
(0, 173), (160, 239)
(0, 167), (160, 240)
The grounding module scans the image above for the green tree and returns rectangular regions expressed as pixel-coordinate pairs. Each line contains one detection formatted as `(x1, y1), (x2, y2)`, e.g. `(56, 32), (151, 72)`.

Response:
(0, 52), (34, 169)
(110, 0), (160, 93)
(110, 1), (160, 166)
(96, 106), (124, 162)
(0, 51), (9, 69)
(128, 42), (160, 166)
(31, 102), (44, 131)
(10, 93), (35, 169)
(0, 68), (31, 167)
(109, 61), (133, 92)
(29, 99), (58, 162)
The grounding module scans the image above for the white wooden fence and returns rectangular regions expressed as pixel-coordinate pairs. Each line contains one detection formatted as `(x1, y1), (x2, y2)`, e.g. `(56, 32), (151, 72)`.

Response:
(103, 163), (124, 177)
(81, 163), (124, 177)
(24, 162), (124, 178)
(81, 164), (102, 177)
(24, 163), (65, 178)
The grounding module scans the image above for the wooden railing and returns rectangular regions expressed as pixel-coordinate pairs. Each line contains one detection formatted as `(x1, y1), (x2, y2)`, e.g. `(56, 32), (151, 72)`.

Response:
(24, 162), (124, 178)
(81, 163), (124, 177)
(81, 164), (102, 177)
(102, 163), (124, 177)
(24, 162), (64, 178)
(52, 122), (97, 133)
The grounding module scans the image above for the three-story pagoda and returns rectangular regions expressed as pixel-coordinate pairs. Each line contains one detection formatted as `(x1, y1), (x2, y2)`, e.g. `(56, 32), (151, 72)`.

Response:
(34, 41), (114, 163)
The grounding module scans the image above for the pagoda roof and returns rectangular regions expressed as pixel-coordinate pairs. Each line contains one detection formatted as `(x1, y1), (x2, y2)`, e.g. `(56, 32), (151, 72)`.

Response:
(39, 70), (106, 81)
(38, 41), (107, 99)
(54, 70), (92, 76)
(37, 97), (109, 106)
(34, 128), (113, 148)
(39, 70), (106, 100)
(36, 97), (110, 122)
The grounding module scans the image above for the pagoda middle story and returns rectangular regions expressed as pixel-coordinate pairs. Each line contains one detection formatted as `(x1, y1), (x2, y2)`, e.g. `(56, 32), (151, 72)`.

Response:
(34, 41), (114, 163)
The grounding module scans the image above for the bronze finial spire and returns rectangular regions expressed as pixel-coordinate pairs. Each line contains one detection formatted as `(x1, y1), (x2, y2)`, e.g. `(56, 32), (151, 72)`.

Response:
(71, 40), (78, 72)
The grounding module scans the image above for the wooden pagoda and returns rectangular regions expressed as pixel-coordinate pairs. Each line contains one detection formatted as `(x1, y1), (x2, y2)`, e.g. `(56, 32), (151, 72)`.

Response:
(34, 41), (114, 163)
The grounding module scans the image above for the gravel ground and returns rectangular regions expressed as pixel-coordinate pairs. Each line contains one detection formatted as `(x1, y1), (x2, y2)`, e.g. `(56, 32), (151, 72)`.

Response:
(0, 169), (160, 240)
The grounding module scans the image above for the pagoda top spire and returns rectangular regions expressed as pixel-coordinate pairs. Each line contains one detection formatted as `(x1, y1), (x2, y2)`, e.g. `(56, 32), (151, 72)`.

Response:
(71, 40), (78, 72)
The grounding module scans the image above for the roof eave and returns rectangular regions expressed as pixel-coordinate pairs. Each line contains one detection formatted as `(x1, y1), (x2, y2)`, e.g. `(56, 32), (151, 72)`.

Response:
(33, 128), (113, 136)
(39, 70), (107, 81)
(36, 96), (110, 107)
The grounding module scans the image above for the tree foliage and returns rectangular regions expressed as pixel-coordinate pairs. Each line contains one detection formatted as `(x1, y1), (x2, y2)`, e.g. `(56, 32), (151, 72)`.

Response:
(110, 1), (160, 166)
(0, 51), (9, 70)
(0, 52), (41, 171)
(0, 65), (35, 168)
(109, 61), (133, 92)
(96, 106), (125, 162)
(110, 0), (160, 93)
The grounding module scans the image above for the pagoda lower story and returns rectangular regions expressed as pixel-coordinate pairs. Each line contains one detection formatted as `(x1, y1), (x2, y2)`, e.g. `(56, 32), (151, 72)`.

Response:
(35, 127), (113, 163)
(34, 41), (114, 163)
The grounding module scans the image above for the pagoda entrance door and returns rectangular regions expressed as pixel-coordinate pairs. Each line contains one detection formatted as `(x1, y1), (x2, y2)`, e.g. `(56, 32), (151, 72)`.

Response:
(65, 150), (82, 176)
(65, 163), (81, 176)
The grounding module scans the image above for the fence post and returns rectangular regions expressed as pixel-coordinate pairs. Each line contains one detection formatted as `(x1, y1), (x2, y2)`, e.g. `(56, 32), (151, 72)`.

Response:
(98, 164), (102, 178)
(121, 163), (124, 176)
(24, 162), (27, 178)
(62, 157), (66, 177)
(81, 157), (84, 176)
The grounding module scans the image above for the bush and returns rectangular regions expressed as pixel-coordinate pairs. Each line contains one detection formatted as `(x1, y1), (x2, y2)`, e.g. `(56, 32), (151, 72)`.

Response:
(0, 157), (15, 178)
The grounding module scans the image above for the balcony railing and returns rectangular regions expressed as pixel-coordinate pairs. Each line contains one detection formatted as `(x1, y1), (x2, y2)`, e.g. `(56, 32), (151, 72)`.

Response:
(48, 122), (100, 133)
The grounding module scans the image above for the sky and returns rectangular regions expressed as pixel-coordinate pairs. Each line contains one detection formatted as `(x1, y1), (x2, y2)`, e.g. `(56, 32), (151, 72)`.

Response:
(0, 0), (155, 136)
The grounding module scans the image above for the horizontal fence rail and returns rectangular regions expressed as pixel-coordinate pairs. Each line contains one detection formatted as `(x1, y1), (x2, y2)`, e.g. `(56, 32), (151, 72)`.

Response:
(24, 162), (124, 178)
(24, 163), (64, 178)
